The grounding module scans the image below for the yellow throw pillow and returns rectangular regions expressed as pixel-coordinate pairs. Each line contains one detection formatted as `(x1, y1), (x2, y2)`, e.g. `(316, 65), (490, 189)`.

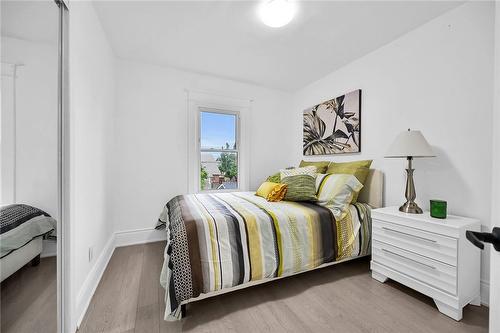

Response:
(256, 182), (287, 202)
(326, 160), (373, 202)
(268, 183), (288, 202)
(299, 160), (330, 174)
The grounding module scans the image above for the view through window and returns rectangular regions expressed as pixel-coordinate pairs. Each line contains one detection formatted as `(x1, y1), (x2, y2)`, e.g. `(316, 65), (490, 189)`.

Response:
(200, 110), (239, 191)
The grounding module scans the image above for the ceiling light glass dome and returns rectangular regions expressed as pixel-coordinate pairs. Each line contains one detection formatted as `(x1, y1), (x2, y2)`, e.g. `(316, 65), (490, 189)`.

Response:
(258, 0), (297, 28)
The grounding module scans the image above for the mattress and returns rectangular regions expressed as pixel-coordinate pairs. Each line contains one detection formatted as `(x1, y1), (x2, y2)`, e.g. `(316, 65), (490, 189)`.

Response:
(157, 192), (372, 320)
(0, 237), (42, 282)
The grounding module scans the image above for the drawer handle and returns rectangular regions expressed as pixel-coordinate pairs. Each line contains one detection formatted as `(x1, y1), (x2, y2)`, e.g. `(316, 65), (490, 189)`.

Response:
(381, 248), (436, 270)
(382, 227), (437, 244)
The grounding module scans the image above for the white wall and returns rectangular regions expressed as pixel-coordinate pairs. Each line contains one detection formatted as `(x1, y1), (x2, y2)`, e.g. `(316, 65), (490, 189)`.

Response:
(489, 1), (500, 330)
(1, 37), (58, 217)
(111, 60), (293, 232)
(68, 1), (115, 329)
(1, 37), (58, 257)
(292, 2), (495, 298)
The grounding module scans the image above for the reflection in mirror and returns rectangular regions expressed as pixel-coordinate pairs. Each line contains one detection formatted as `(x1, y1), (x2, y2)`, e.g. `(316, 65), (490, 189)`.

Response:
(1, 1), (59, 332)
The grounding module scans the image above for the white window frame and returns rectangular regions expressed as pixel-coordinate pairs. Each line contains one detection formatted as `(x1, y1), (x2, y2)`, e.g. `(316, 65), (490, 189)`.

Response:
(187, 90), (250, 194)
(198, 108), (240, 192)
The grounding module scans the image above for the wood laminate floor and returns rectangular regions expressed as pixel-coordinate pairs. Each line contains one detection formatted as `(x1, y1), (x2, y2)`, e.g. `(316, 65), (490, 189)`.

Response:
(78, 242), (489, 333)
(0, 256), (57, 333)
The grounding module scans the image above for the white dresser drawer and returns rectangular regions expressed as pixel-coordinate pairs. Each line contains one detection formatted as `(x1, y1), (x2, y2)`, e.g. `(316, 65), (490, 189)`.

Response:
(373, 219), (457, 266)
(372, 240), (457, 295)
(371, 207), (481, 321)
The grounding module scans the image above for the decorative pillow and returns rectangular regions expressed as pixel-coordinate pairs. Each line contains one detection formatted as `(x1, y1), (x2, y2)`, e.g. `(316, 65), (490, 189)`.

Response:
(266, 172), (281, 183)
(315, 174), (363, 219)
(299, 160), (330, 174)
(326, 160), (372, 202)
(281, 174), (317, 202)
(256, 182), (287, 202)
(280, 165), (317, 179)
(267, 183), (287, 202)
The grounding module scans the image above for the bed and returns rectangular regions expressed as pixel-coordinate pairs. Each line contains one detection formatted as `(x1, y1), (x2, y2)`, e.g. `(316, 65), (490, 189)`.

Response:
(157, 169), (383, 320)
(0, 204), (57, 282)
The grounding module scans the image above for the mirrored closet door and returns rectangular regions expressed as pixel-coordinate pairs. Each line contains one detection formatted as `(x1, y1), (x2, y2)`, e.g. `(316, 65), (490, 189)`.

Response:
(1, 1), (67, 332)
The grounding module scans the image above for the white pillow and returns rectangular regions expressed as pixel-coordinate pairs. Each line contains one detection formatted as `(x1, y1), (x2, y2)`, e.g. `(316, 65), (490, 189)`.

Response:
(280, 165), (317, 179)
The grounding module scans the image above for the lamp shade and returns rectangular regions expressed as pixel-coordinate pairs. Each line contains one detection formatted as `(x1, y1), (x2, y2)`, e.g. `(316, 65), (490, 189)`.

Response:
(385, 129), (435, 158)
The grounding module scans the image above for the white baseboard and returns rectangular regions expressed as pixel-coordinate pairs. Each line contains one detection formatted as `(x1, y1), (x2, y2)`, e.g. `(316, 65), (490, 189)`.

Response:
(75, 233), (116, 330)
(41, 229), (167, 258)
(73, 228), (166, 331)
(114, 227), (167, 247)
(480, 279), (490, 306)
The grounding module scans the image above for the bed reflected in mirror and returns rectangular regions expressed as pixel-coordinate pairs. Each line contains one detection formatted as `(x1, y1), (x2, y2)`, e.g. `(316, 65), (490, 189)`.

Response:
(1, 1), (60, 332)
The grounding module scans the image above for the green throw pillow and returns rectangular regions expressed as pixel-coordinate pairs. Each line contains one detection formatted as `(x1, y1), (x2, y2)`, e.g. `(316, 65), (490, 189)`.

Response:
(326, 160), (372, 202)
(281, 174), (317, 202)
(266, 172), (281, 183)
(327, 159), (372, 173)
(299, 160), (330, 174)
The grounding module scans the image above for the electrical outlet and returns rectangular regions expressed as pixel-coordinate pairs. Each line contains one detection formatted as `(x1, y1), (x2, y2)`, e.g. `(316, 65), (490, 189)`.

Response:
(88, 246), (94, 262)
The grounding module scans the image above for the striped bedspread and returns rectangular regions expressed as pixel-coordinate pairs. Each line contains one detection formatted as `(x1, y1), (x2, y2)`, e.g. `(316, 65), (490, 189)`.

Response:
(158, 192), (371, 320)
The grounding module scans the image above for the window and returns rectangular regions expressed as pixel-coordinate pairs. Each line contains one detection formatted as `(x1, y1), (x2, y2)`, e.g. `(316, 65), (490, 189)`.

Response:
(199, 109), (239, 191)
(187, 90), (249, 194)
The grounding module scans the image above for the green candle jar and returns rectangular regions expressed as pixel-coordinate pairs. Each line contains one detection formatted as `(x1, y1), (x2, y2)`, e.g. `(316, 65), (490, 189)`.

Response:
(430, 200), (447, 219)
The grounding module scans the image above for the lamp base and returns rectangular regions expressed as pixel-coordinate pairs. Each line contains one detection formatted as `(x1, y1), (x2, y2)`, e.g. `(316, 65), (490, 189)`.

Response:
(399, 201), (423, 214)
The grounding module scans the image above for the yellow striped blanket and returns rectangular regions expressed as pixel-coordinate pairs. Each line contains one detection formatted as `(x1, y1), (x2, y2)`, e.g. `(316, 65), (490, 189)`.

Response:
(157, 192), (371, 320)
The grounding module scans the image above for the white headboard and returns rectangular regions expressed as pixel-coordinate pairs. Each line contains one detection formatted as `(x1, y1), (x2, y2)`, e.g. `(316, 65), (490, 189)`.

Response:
(358, 169), (384, 209)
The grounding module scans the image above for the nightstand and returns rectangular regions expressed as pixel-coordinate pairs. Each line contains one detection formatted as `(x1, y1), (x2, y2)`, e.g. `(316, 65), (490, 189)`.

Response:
(370, 206), (481, 321)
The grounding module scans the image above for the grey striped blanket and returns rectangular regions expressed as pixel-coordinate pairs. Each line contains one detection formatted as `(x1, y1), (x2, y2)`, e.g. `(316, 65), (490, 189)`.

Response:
(1, 204), (50, 234)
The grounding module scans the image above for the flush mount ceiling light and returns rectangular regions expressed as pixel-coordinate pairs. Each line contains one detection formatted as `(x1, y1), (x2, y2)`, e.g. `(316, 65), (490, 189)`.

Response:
(258, 0), (297, 28)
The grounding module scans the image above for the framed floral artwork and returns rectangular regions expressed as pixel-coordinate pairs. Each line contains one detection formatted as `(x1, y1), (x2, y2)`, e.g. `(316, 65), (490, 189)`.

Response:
(303, 89), (361, 155)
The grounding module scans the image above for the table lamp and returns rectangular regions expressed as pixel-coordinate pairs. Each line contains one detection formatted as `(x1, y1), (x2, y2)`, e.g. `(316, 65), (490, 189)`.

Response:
(385, 129), (435, 214)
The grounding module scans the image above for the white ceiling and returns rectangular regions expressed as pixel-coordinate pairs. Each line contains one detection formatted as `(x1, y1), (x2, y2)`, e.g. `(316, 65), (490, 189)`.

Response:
(1, 0), (59, 44)
(93, 1), (462, 91)
(1, 1), (463, 91)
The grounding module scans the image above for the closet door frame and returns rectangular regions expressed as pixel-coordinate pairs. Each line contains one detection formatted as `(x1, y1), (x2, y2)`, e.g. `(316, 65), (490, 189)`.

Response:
(55, 1), (69, 332)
